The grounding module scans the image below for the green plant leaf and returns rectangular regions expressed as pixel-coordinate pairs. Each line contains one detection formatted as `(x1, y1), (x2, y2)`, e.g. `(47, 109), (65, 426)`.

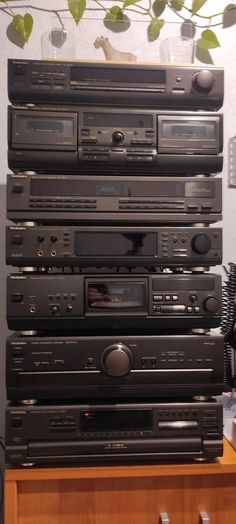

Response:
(191, 0), (207, 16)
(147, 17), (164, 42)
(170, 0), (185, 11)
(123, 0), (142, 7)
(223, 4), (236, 28)
(11, 14), (33, 44)
(152, 0), (166, 17)
(196, 29), (220, 50)
(68, 0), (86, 25)
(105, 6), (124, 21)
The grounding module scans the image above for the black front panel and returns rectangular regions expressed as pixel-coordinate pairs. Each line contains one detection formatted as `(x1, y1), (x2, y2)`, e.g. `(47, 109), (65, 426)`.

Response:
(6, 333), (225, 401)
(6, 174), (222, 224)
(8, 59), (224, 110)
(7, 273), (222, 331)
(5, 400), (223, 464)
(8, 106), (223, 173)
(7, 225), (222, 268)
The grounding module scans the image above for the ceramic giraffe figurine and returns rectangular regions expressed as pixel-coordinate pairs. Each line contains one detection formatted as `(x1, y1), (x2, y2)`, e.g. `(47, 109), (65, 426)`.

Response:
(93, 36), (137, 62)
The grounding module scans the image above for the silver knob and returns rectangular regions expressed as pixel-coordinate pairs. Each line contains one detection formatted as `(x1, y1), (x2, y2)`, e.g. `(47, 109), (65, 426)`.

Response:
(193, 70), (214, 92)
(102, 343), (133, 377)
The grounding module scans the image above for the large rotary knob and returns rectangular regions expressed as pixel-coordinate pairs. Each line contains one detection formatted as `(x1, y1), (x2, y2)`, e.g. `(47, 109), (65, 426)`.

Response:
(192, 70), (214, 93)
(102, 343), (133, 377)
(112, 131), (124, 144)
(191, 234), (211, 254)
(204, 296), (220, 313)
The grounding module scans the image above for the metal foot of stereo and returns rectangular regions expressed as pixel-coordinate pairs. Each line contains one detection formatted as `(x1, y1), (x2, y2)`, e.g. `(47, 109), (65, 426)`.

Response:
(5, 399), (223, 466)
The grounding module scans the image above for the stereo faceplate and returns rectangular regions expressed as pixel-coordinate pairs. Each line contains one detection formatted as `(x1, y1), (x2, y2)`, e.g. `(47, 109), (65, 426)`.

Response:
(7, 174), (222, 224)
(7, 272), (222, 331)
(8, 59), (224, 110)
(6, 333), (224, 401)
(5, 400), (223, 464)
(6, 225), (222, 268)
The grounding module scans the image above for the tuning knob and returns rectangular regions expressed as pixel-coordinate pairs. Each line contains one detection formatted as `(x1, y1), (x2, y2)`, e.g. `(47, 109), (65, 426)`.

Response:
(204, 296), (219, 313)
(112, 131), (124, 144)
(191, 234), (211, 254)
(102, 343), (133, 377)
(192, 70), (214, 93)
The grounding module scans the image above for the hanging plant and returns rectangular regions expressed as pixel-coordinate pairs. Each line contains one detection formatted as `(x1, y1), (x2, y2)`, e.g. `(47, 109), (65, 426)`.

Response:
(0, 0), (235, 61)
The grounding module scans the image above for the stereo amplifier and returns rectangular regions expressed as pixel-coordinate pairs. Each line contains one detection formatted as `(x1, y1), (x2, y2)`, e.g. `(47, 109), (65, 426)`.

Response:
(6, 333), (224, 401)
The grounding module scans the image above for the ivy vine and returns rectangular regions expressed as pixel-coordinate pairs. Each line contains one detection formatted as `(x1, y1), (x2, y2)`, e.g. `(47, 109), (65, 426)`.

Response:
(1, 0), (236, 54)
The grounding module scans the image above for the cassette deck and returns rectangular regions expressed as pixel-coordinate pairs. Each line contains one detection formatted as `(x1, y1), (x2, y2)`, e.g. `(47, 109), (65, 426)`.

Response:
(7, 272), (222, 331)
(8, 106), (223, 174)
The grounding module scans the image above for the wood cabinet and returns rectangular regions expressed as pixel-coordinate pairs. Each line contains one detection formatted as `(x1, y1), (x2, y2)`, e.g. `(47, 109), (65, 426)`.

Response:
(4, 438), (236, 524)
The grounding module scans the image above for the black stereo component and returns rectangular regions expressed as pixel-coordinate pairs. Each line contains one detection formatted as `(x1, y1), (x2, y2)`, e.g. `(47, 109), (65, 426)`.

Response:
(7, 174), (222, 225)
(6, 225), (222, 268)
(8, 106), (223, 174)
(6, 333), (224, 401)
(8, 59), (224, 110)
(5, 400), (223, 465)
(7, 272), (222, 331)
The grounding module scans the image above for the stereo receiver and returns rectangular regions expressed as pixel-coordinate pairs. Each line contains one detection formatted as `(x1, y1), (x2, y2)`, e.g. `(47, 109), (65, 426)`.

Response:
(6, 225), (222, 268)
(7, 272), (222, 331)
(8, 59), (224, 110)
(7, 174), (222, 225)
(6, 333), (224, 401)
(8, 106), (223, 174)
(5, 399), (223, 465)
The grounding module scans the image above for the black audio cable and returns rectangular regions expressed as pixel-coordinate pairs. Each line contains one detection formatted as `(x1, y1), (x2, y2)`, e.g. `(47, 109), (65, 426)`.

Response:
(221, 263), (236, 386)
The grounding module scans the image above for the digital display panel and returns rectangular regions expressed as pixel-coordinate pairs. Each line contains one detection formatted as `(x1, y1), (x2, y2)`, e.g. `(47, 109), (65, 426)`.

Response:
(75, 232), (157, 257)
(70, 66), (166, 85)
(80, 409), (152, 431)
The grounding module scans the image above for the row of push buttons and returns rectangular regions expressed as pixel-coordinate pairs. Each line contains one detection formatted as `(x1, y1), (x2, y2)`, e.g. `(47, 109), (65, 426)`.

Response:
(78, 430), (153, 439)
(154, 294), (178, 302)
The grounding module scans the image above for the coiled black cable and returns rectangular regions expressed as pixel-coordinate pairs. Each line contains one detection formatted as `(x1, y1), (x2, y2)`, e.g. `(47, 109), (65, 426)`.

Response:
(221, 263), (236, 386)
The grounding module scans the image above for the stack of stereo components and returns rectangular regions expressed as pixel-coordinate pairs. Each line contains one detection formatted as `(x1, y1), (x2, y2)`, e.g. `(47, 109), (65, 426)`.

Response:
(5, 59), (225, 465)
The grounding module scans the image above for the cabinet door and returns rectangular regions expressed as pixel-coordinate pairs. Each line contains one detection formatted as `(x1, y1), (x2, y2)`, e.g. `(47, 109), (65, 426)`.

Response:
(16, 477), (185, 524)
(183, 474), (236, 524)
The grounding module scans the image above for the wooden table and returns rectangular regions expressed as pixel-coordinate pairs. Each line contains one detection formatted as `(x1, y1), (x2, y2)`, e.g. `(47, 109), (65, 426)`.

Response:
(4, 438), (236, 524)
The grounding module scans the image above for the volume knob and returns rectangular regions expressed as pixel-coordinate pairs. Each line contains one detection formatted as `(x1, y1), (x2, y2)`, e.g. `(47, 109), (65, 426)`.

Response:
(204, 296), (219, 313)
(112, 131), (124, 144)
(191, 234), (211, 254)
(192, 70), (214, 93)
(102, 343), (133, 377)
